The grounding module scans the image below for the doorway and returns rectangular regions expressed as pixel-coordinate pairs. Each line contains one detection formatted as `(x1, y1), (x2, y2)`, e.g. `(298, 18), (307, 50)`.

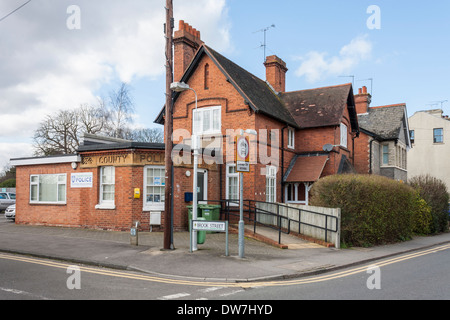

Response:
(197, 169), (208, 204)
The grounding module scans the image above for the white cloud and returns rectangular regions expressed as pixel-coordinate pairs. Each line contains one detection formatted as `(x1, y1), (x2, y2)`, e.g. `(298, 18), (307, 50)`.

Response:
(295, 35), (373, 83)
(0, 142), (34, 173)
(0, 0), (232, 172)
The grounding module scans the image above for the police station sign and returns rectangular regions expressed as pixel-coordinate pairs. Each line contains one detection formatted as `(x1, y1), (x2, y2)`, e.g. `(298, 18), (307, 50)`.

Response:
(71, 172), (93, 188)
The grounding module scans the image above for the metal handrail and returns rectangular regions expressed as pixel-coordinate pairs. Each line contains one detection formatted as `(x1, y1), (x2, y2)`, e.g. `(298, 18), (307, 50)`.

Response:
(206, 199), (339, 244)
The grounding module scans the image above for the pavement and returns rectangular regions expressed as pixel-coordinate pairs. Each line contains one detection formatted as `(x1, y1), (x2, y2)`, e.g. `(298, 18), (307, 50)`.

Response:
(0, 217), (449, 283)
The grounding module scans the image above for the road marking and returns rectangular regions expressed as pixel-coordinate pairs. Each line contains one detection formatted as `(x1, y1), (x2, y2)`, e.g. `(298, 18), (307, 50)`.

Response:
(0, 286), (51, 300)
(0, 244), (449, 289)
(199, 286), (224, 293)
(158, 292), (190, 300)
(219, 289), (245, 297)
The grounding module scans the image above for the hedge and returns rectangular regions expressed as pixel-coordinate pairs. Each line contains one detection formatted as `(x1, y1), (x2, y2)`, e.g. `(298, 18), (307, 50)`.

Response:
(408, 174), (449, 234)
(310, 174), (421, 247)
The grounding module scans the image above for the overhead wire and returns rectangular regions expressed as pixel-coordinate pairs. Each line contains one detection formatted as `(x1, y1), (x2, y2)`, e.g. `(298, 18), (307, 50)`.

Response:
(0, 0), (32, 23)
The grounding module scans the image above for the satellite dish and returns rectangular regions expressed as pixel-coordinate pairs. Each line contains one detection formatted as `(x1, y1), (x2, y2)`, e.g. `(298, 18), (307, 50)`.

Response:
(323, 144), (334, 152)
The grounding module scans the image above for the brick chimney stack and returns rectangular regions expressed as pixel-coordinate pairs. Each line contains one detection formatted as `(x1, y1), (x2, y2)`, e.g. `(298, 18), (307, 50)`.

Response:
(174, 20), (204, 82)
(264, 55), (288, 93)
(355, 86), (372, 114)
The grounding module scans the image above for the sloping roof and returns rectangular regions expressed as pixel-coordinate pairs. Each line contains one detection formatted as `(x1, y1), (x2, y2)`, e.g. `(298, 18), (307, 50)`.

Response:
(204, 46), (298, 127)
(284, 155), (329, 183)
(358, 104), (408, 141)
(280, 83), (359, 131)
(154, 45), (298, 128)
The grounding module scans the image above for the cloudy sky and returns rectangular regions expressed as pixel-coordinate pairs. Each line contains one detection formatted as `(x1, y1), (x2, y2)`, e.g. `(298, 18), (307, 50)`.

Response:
(1, 0), (449, 172)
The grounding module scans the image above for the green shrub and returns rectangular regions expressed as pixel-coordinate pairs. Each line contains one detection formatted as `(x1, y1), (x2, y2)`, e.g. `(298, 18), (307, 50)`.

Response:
(0, 179), (15, 188)
(411, 194), (432, 235)
(408, 175), (449, 234)
(310, 174), (418, 247)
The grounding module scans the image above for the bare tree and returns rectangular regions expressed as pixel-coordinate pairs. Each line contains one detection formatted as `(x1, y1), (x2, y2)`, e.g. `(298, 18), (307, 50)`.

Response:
(105, 82), (135, 139)
(32, 83), (155, 156)
(131, 128), (164, 143)
(33, 103), (110, 156)
(33, 109), (79, 156)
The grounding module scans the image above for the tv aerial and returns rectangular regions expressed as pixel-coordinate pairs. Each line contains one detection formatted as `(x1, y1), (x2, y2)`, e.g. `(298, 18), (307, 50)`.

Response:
(254, 24), (276, 62)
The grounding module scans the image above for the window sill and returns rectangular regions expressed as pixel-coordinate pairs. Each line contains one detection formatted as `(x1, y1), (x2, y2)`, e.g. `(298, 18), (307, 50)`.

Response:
(29, 202), (66, 205)
(95, 204), (116, 210)
(143, 205), (164, 212)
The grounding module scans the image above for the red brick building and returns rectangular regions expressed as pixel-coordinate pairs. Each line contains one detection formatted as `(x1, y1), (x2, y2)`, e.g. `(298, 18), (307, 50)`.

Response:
(155, 21), (360, 226)
(11, 136), (167, 231)
(12, 21), (363, 232)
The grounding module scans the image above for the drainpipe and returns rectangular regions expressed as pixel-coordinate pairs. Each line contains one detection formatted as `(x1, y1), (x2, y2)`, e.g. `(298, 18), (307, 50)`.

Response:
(281, 125), (288, 203)
(369, 139), (374, 174)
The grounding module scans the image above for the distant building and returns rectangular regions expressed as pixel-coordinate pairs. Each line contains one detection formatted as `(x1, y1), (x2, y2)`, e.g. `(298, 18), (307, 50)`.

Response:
(408, 109), (450, 190)
(353, 86), (411, 181)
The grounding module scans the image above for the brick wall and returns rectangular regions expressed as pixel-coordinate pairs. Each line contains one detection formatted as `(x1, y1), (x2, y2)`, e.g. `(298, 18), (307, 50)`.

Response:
(15, 160), (166, 232)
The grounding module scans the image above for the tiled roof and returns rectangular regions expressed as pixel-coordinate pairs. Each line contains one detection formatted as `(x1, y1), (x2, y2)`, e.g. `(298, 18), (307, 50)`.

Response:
(204, 46), (298, 128)
(284, 155), (329, 183)
(154, 45), (298, 128)
(280, 83), (358, 130)
(155, 45), (359, 133)
(358, 104), (406, 140)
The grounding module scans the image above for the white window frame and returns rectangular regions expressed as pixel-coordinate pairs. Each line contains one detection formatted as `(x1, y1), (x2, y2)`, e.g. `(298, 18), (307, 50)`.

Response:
(340, 123), (348, 148)
(225, 163), (240, 206)
(265, 165), (277, 203)
(193, 106), (221, 136)
(288, 128), (295, 149)
(29, 174), (67, 204)
(143, 165), (165, 211)
(96, 166), (115, 210)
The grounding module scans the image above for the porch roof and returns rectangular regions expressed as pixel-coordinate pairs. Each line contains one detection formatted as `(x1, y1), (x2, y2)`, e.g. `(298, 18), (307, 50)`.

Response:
(284, 155), (329, 183)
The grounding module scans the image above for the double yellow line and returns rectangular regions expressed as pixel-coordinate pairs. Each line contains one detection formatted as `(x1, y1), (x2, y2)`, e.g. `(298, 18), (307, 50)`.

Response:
(0, 243), (448, 288)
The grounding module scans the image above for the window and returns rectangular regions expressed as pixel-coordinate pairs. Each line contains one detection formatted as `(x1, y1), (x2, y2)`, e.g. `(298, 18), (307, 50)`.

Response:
(193, 106), (221, 135)
(288, 128), (295, 149)
(433, 128), (443, 143)
(29, 174), (66, 204)
(382, 144), (389, 165)
(265, 166), (277, 203)
(340, 123), (348, 148)
(410, 130), (415, 144)
(97, 167), (115, 208)
(144, 166), (165, 210)
(226, 164), (239, 206)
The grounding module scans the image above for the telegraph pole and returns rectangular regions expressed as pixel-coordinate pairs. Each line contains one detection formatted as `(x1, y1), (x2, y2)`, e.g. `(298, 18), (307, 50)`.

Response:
(164, 0), (174, 250)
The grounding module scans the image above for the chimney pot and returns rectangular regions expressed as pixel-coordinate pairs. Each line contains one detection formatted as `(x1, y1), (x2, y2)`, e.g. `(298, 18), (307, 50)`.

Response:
(355, 86), (371, 114)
